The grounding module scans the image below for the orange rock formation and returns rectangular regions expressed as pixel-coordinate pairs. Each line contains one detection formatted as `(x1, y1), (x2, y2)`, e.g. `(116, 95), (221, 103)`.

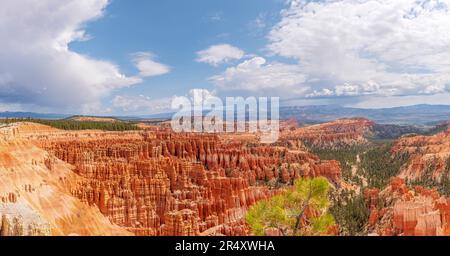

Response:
(0, 124), (131, 236)
(279, 118), (374, 149)
(365, 178), (450, 236)
(393, 129), (450, 182)
(0, 122), (341, 236)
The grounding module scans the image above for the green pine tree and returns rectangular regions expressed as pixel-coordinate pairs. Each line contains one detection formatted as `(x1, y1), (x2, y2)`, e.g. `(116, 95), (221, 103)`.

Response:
(246, 177), (336, 236)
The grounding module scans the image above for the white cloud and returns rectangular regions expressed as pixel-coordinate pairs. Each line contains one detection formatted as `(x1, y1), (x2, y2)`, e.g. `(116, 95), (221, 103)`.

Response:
(196, 44), (245, 66)
(263, 0), (450, 99)
(211, 0), (450, 103)
(210, 56), (308, 96)
(132, 52), (170, 77)
(0, 0), (168, 113)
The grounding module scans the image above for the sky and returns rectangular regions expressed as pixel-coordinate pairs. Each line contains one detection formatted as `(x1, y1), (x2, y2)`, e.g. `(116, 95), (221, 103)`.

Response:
(1, 0), (450, 115)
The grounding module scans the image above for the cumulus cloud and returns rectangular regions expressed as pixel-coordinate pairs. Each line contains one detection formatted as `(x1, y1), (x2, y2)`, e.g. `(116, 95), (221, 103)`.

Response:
(212, 0), (450, 102)
(0, 0), (168, 113)
(132, 52), (170, 77)
(210, 56), (308, 97)
(266, 0), (450, 98)
(196, 44), (245, 66)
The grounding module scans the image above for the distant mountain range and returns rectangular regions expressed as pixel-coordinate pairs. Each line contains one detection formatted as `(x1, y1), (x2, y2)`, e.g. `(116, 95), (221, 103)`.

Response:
(1, 104), (450, 126)
(280, 104), (450, 126)
(0, 111), (70, 120)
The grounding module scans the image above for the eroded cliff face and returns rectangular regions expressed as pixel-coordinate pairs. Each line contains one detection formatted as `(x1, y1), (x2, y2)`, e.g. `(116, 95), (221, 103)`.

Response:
(392, 129), (450, 182)
(0, 122), (341, 236)
(365, 178), (450, 236)
(36, 130), (341, 236)
(279, 118), (374, 150)
(0, 124), (131, 236)
(362, 128), (450, 236)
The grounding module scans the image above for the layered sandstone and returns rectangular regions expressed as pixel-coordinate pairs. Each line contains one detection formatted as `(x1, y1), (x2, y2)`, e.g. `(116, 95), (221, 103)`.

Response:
(36, 130), (340, 236)
(393, 129), (450, 182)
(279, 118), (374, 149)
(365, 178), (450, 236)
(0, 122), (341, 236)
(0, 123), (133, 236)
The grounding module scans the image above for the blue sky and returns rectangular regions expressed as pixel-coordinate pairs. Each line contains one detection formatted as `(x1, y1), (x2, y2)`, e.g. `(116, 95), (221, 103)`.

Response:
(2, 0), (450, 115)
(71, 0), (275, 92)
(69, 0), (285, 113)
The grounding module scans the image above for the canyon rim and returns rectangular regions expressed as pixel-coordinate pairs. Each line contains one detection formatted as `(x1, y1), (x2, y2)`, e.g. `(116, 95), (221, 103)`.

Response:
(2, 2), (450, 253)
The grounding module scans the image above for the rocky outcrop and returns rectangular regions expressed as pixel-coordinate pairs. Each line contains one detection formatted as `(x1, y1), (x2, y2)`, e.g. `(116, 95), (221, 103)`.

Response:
(365, 178), (450, 236)
(279, 118), (374, 150)
(33, 129), (341, 236)
(0, 124), (132, 236)
(0, 122), (342, 236)
(0, 204), (51, 236)
(392, 129), (450, 182)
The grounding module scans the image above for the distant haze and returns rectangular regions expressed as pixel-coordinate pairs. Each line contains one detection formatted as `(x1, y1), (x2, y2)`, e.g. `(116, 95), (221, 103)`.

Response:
(2, 104), (450, 126)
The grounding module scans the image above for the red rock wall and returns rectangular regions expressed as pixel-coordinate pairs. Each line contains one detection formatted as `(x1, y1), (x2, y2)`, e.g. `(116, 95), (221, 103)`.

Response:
(279, 118), (374, 149)
(366, 178), (450, 236)
(37, 131), (341, 236)
(392, 130), (450, 182)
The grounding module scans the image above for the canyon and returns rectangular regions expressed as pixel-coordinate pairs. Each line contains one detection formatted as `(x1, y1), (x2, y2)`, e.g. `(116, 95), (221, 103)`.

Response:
(283, 117), (450, 236)
(365, 178), (450, 236)
(278, 118), (374, 150)
(393, 126), (450, 182)
(0, 122), (341, 236)
(362, 122), (450, 236)
(0, 124), (131, 236)
(360, 121), (450, 236)
(2, 116), (450, 236)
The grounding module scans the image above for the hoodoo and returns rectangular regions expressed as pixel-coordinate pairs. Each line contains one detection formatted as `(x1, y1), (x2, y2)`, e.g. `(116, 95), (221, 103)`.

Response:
(0, 122), (342, 236)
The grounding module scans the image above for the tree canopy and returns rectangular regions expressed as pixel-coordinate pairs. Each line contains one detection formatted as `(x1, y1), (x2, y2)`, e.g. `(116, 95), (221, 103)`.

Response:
(1, 118), (139, 131)
(246, 177), (336, 236)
